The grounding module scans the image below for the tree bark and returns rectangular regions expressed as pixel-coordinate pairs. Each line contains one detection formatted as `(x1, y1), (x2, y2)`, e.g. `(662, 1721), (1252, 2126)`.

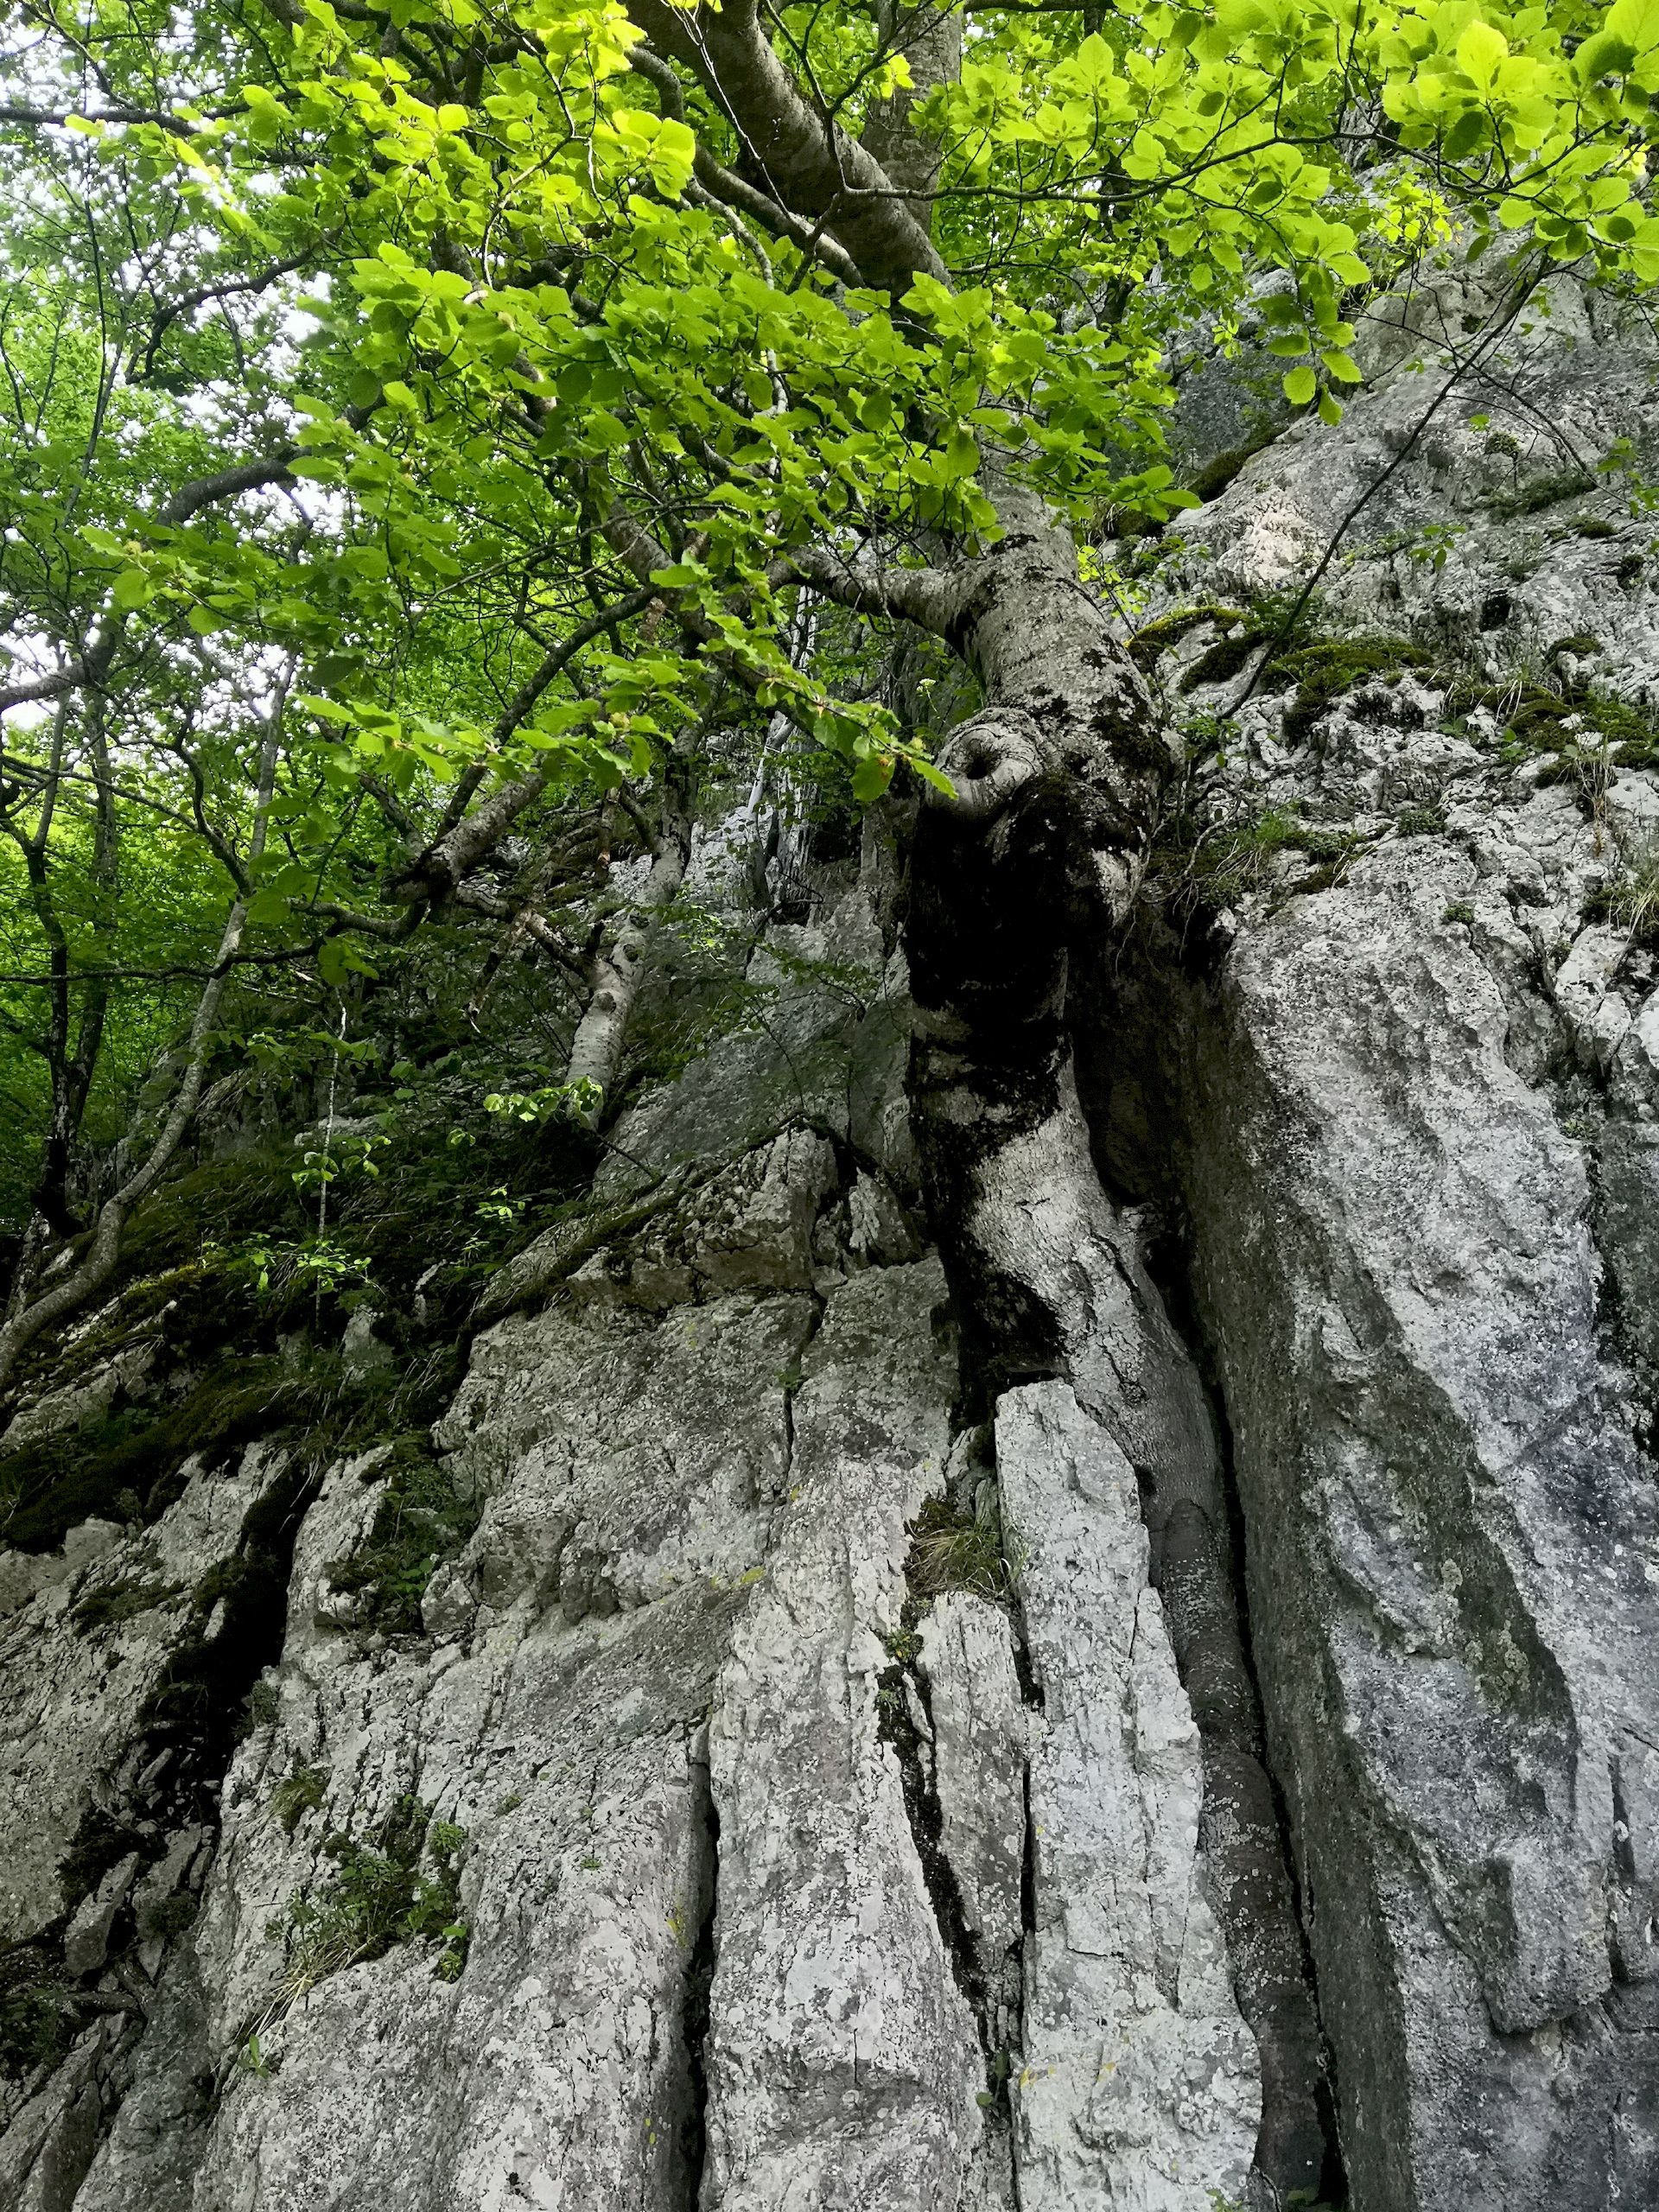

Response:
(563, 798), (693, 1128)
(905, 544), (1332, 2204)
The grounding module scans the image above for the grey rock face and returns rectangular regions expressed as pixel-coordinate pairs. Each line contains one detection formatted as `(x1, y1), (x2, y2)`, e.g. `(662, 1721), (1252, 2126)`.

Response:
(0, 1446), (287, 1951)
(918, 1592), (1027, 1996)
(997, 1382), (1258, 2212)
(1172, 842), (1659, 2210)
(73, 1281), (817, 2212)
(1155, 257), (1659, 695)
(1109, 240), (1659, 2207)
(699, 1258), (1001, 2212)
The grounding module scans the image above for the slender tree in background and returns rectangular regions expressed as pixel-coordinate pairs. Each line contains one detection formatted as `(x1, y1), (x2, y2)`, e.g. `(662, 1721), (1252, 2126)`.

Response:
(3, 0), (1659, 2188)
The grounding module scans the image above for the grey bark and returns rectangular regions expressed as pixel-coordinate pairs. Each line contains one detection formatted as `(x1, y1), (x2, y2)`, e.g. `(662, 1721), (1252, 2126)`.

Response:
(563, 805), (692, 1126)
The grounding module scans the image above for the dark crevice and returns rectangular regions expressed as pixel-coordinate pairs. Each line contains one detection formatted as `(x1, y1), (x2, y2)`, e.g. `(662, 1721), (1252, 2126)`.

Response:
(1572, 1096), (1659, 1465)
(1071, 963), (1346, 2208)
(1006, 1590), (1045, 1717)
(3, 1440), (326, 2189)
(677, 1750), (720, 2210)
(875, 1638), (994, 2054)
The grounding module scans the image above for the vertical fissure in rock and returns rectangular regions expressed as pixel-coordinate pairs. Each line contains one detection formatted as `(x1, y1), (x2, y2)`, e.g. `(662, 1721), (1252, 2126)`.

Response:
(1084, 1031), (1347, 2208)
(677, 1748), (720, 2212)
(7, 1442), (329, 2195)
(874, 1623), (998, 2070)
(1148, 1341), (1348, 2209)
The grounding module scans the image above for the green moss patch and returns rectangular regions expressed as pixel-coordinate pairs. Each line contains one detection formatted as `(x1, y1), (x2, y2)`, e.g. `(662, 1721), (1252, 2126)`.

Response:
(1127, 604), (1248, 675)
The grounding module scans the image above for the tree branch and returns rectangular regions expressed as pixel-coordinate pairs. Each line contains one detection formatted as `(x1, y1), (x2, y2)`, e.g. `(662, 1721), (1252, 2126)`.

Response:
(625, 0), (946, 296)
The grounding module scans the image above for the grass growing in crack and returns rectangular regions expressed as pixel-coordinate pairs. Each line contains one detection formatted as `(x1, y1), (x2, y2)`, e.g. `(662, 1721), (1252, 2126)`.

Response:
(70, 1574), (182, 1633)
(257, 1796), (467, 2040)
(1154, 804), (1365, 917)
(269, 1765), (327, 1836)
(0, 1947), (72, 2080)
(325, 1441), (480, 1636)
(907, 1493), (1013, 1606)
(1587, 846), (1659, 946)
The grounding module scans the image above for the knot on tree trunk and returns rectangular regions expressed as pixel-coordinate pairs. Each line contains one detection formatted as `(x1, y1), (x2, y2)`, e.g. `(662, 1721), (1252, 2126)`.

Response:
(922, 707), (1047, 825)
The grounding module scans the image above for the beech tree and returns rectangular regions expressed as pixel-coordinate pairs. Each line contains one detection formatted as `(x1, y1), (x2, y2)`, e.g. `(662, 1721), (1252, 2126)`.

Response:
(3, 0), (1659, 2185)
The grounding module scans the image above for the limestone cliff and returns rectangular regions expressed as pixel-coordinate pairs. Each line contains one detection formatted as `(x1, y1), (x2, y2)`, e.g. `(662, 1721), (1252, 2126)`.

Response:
(3, 251), (1658, 2212)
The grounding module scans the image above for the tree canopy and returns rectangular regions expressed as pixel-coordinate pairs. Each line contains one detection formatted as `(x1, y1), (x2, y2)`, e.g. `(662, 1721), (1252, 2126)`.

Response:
(2, 0), (1657, 1384)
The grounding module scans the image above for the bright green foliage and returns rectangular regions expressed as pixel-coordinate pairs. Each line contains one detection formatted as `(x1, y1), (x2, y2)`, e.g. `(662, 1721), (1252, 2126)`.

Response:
(2, 0), (1657, 1336)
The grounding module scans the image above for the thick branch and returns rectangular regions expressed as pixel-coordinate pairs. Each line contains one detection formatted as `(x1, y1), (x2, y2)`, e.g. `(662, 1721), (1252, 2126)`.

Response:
(773, 542), (962, 633)
(859, 0), (962, 235)
(626, 0), (945, 296)
(629, 45), (861, 283)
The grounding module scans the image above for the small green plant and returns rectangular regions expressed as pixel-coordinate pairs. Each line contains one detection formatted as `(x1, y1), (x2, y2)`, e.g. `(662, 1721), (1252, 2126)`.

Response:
(262, 1796), (468, 2022)
(1442, 900), (1476, 926)
(326, 1443), (481, 1635)
(482, 1079), (601, 1125)
(143, 1893), (200, 1942)
(1587, 846), (1659, 946)
(907, 1492), (1013, 1606)
(1408, 518), (1467, 570)
(292, 1130), (391, 1195)
(1598, 435), (1659, 521)
(1157, 803), (1365, 915)
(475, 1185), (525, 1226)
(270, 1766), (327, 1836)
(213, 1232), (373, 1302)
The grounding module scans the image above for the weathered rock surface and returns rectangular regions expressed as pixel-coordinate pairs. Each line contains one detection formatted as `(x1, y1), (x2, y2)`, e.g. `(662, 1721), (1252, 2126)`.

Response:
(1097, 252), (1659, 2208)
(1172, 844), (1659, 2211)
(0, 1446), (288, 1950)
(699, 1258), (997, 2211)
(999, 1382), (1257, 2212)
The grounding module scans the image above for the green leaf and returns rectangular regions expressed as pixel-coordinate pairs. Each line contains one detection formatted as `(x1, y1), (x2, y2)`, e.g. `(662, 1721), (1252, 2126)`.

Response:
(851, 753), (894, 803)
(1577, 29), (1637, 79)
(318, 938), (377, 987)
(1442, 107), (1489, 162)
(1282, 365), (1318, 407)
(1455, 21), (1508, 89)
(111, 569), (153, 609)
(1607, 0), (1659, 61)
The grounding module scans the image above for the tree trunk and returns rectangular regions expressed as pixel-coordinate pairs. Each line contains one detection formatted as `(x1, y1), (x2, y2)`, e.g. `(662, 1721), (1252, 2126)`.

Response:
(906, 544), (1332, 2202)
(564, 807), (693, 1128)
